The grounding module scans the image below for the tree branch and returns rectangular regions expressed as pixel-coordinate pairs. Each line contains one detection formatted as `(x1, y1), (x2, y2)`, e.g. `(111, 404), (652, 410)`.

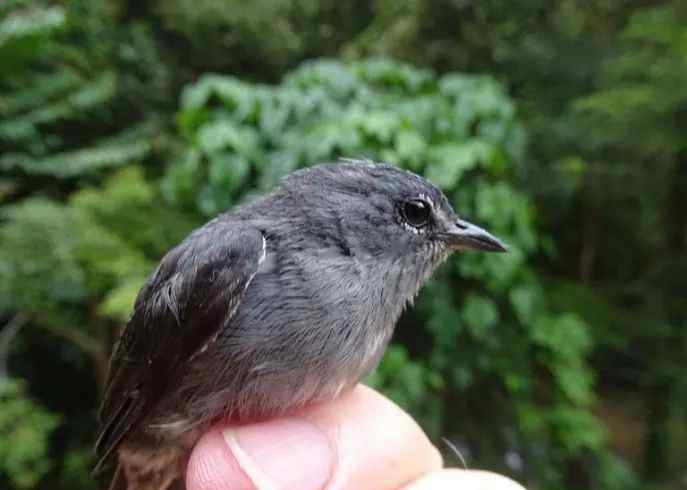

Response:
(0, 313), (29, 386)
(45, 324), (104, 358)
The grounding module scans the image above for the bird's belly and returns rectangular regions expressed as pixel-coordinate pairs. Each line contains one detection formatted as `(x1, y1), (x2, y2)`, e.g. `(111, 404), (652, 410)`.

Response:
(225, 286), (392, 414)
(151, 269), (395, 436)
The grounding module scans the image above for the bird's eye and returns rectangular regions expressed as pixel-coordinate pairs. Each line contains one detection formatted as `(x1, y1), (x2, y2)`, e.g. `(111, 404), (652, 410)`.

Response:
(401, 199), (431, 228)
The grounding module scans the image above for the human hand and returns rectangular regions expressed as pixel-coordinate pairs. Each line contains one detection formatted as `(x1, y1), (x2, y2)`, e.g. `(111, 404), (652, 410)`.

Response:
(187, 384), (525, 490)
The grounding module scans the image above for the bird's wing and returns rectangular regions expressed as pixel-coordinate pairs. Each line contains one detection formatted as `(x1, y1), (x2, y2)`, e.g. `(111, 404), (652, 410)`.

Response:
(94, 222), (265, 471)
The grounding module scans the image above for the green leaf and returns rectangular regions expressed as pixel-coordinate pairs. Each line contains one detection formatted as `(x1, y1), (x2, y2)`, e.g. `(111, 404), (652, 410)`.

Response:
(394, 129), (426, 169)
(531, 313), (592, 363)
(509, 283), (544, 325)
(196, 121), (259, 156)
(426, 142), (484, 188)
(0, 6), (66, 71)
(0, 380), (60, 489)
(0, 125), (149, 178)
(99, 277), (146, 321)
(462, 294), (499, 339)
(553, 362), (595, 405)
(549, 406), (606, 453)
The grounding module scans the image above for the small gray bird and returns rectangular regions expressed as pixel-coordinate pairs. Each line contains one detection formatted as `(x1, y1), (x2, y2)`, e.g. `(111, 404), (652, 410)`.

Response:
(96, 160), (506, 490)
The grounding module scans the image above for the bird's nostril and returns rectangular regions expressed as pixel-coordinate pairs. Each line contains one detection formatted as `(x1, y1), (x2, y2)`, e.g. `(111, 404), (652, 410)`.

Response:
(455, 219), (468, 230)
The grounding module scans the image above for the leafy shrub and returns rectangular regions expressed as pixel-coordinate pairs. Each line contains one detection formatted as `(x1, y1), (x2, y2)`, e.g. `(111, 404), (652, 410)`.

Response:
(0, 380), (59, 489)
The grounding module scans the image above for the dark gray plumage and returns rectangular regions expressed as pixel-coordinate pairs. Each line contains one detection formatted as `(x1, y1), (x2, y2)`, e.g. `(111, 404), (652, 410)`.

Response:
(96, 160), (506, 490)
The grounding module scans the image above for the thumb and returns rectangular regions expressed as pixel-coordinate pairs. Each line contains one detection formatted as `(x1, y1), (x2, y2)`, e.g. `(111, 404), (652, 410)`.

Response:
(186, 385), (443, 490)
(186, 416), (334, 490)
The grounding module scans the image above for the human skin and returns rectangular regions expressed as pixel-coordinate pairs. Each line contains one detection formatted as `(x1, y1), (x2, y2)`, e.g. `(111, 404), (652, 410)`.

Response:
(186, 385), (526, 490)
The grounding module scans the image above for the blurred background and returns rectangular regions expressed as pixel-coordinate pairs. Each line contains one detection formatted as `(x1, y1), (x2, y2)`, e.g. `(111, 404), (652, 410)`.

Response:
(1, 1), (686, 489)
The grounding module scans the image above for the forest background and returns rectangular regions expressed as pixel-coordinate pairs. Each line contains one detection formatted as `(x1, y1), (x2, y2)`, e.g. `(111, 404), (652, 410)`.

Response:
(1, 1), (686, 489)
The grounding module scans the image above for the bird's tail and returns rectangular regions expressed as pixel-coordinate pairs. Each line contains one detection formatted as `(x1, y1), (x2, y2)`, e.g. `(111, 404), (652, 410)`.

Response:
(104, 443), (187, 490)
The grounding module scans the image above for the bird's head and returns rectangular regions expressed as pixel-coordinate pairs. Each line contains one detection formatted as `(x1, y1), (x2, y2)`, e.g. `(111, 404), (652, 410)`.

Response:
(274, 160), (506, 270)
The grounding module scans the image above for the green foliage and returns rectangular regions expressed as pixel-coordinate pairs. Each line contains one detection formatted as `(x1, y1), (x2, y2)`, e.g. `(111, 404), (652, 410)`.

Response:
(167, 60), (525, 213)
(0, 168), (197, 487)
(1, 1), (684, 489)
(0, 165), (198, 321)
(0, 380), (59, 489)
(0, 2), (65, 72)
(153, 0), (371, 79)
(0, 0), (169, 195)
(0, 195), (146, 311)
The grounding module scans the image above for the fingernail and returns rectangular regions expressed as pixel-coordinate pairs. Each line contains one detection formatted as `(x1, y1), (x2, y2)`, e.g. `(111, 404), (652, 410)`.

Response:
(223, 417), (333, 490)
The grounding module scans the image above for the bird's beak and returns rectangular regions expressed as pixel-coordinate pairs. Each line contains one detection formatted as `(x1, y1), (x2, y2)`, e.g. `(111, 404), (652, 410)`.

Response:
(442, 218), (508, 252)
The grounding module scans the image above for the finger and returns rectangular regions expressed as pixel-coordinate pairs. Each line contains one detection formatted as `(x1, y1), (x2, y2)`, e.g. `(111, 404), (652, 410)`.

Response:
(303, 384), (442, 490)
(186, 384), (442, 490)
(186, 415), (332, 490)
(403, 469), (527, 490)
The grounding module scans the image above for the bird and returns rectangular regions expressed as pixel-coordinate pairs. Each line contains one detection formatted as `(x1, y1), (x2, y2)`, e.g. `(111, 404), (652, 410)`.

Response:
(95, 159), (507, 490)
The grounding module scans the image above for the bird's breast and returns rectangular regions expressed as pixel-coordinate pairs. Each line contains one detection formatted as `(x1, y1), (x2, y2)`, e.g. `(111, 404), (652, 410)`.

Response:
(154, 247), (404, 431)
(226, 250), (398, 399)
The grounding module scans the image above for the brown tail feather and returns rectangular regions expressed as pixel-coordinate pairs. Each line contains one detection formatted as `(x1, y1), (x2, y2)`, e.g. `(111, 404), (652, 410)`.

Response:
(112, 443), (186, 490)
